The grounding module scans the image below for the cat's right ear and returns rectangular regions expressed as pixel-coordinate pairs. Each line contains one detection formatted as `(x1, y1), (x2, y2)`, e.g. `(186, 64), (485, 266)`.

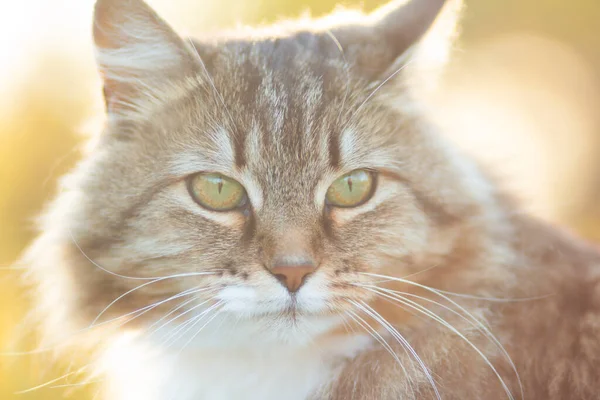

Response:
(93, 0), (200, 117)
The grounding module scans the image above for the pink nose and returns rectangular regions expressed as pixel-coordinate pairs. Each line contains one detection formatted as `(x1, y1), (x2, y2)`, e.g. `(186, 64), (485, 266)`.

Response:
(271, 265), (316, 292)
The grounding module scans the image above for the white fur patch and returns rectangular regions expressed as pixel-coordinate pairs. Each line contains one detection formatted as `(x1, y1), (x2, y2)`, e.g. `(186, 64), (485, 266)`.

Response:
(339, 127), (358, 163)
(102, 319), (372, 400)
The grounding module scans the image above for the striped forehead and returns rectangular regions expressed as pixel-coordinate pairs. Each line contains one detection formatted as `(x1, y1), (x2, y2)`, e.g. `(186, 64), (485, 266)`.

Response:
(205, 38), (353, 172)
(240, 73), (336, 201)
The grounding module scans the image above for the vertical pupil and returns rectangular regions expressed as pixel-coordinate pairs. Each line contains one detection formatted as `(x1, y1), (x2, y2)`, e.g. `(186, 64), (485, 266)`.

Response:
(217, 178), (223, 194)
(347, 176), (353, 192)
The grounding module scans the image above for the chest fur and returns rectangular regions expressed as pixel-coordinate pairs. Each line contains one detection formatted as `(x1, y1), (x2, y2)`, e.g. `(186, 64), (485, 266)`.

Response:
(103, 335), (371, 400)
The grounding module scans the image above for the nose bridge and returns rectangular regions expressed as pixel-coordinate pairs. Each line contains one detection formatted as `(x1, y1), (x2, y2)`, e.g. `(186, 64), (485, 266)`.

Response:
(257, 217), (322, 292)
(273, 229), (314, 266)
(258, 221), (318, 263)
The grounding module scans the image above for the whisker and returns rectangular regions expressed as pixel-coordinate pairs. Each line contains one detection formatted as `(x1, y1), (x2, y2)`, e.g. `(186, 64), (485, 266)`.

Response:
(433, 289), (554, 303)
(361, 285), (515, 400)
(90, 272), (219, 326)
(350, 300), (440, 400)
(398, 264), (442, 280)
(367, 265), (444, 286)
(68, 228), (153, 280)
(49, 380), (103, 389)
(362, 271), (551, 302)
(174, 301), (224, 355)
(145, 294), (206, 333)
(69, 226), (223, 281)
(161, 300), (223, 348)
(147, 297), (215, 340)
(92, 286), (204, 327)
(344, 309), (416, 400)
(14, 365), (89, 394)
(97, 287), (218, 341)
(1, 287), (212, 358)
(352, 59), (415, 117)
(362, 283), (524, 400)
(358, 271), (524, 399)
(338, 313), (356, 336)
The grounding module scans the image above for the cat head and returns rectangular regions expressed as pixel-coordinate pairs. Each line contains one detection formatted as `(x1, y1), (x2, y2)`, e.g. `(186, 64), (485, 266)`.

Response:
(27, 0), (501, 349)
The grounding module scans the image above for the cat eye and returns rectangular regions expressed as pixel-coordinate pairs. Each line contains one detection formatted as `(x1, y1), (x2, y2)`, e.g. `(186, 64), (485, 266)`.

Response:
(187, 173), (247, 211)
(326, 169), (376, 208)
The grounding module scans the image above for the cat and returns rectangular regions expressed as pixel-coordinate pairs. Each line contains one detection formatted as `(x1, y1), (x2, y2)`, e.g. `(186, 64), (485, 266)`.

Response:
(20, 0), (600, 398)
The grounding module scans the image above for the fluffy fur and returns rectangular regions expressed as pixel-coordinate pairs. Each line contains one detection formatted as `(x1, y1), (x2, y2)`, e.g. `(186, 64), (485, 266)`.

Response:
(21, 0), (600, 398)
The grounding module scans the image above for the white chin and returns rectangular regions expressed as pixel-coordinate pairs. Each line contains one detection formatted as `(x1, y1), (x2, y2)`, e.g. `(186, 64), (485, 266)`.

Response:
(150, 311), (341, 350)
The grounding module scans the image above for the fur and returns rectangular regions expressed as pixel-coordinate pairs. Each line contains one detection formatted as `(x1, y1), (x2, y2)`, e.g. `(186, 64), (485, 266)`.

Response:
(20, 0), (600, 398)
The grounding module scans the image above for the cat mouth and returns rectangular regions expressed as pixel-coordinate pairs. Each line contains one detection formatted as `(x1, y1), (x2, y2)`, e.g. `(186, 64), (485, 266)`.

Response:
(237, 299), (319, 319)
(255, 303), (334, 320)
(249, 302), (304, 319)
(283, 298), (303, 321)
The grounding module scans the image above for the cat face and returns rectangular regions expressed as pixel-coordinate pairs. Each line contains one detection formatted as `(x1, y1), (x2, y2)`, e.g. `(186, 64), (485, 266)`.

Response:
(32, 0), (484, 347)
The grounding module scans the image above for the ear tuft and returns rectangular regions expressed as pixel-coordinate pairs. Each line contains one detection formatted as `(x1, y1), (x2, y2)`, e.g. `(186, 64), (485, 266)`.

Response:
(93, 0), (198, 116)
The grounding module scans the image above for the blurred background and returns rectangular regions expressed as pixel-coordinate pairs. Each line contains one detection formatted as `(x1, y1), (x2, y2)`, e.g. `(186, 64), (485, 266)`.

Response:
(0, 0), (599, 398)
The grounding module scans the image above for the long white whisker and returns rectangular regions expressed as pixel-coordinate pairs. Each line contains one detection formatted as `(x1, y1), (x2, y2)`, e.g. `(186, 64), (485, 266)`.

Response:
(352, 59), (414, 116)
(362, 286), (515, 400)
(174, 301), (224, 355)
(100, 288), (219, 340)
(14, 365), (88, 394)
(92, 286), (205, 328)
(2, 288), (209, 357)
(67, 228), (155, 280)
(433, 289), (554, 303)
(49, 380), (103, 389)
(90, 272), (219, 326)
(359, 272), (523, 399)
(149, 297), (215, 340)
(350, 300), (440, 400)
(161, 300), (222, 348)
(363, 271), (550, 302)
(338, 313), (356, 336)
(69, 227), (223, 281)
(361, 284), (524, 400)
(145, 294), (207, 333)
(344, 309), (416, 400)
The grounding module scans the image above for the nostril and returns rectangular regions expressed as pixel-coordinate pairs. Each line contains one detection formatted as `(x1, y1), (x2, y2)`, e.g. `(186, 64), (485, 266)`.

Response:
(274, 272), (313, 289)
(271, 265), (316, 292)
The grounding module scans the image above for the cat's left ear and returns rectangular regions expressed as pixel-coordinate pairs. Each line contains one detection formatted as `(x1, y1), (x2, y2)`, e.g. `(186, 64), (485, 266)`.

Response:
(331, 0), (462, 84)
(93, 0), (201, 117)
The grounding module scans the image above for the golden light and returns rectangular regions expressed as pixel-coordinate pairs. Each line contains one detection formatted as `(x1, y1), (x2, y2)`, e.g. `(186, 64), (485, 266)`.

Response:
(434, 33), (600, 223)
(0, 0), (598, 399)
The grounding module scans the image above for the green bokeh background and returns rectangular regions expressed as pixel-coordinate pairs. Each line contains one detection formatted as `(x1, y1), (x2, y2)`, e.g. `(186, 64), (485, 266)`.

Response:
(1, 0), (599, 398)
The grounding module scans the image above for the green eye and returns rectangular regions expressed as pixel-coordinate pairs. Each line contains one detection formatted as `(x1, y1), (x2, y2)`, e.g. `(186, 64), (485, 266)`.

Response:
(188, 173), (247, 211)
(326, 169), (375, 208)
